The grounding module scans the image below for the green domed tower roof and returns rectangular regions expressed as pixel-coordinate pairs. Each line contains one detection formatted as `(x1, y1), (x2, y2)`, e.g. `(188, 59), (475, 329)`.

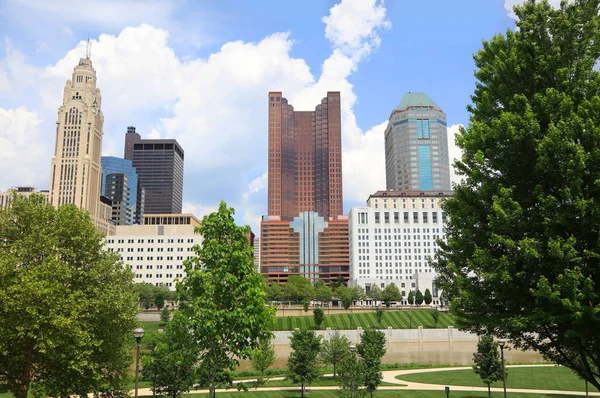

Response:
(396, 92), (439, 110)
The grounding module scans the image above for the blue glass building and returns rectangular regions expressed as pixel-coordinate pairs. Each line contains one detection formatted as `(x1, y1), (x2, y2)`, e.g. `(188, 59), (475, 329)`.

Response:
(101, 156), (144, 225)
(384, 93), (451, 191)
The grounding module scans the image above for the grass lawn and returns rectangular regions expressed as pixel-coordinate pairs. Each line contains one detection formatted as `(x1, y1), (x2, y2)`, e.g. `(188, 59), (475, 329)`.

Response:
(142, 310), (455, 332)
(141, 390), (590, 398)
(238, 376), (400, 388)
(397, 366), (596, 392)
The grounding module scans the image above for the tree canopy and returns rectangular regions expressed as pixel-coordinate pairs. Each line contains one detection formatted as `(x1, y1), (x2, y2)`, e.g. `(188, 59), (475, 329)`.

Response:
(284, 275), (314, 303)
(472, 336), (504, 398)
(357, 328), (386, 398)
(287, 329), (322, 398)
(320, 331), (350, 379)
(433, 0), (600, 389)
(0, 194), (138, 398)
(176, 201), (274, 398)
(381, 284), (401, 308)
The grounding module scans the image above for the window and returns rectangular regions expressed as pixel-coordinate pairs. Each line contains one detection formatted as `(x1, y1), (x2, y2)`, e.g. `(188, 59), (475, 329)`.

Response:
(442, 212), (447, 223)
(375, 212), (380, 224)
(384, 212), (390, 224)
(432, 212), (438, 223)
(394, 212), (399, 223)
(423, 213), (428, 223)
(413, 212), (419, 223)
(404, 212), (409, 223)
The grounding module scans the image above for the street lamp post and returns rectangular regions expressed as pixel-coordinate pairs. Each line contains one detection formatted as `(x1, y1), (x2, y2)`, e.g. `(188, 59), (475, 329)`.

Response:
(498, 339), (507, 398)
(408, 313), (413, 329)
(133, 328), (145, 398)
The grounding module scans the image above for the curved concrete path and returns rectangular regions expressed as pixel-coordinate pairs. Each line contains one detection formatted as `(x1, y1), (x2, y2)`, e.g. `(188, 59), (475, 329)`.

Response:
(134, 365), (600, 396)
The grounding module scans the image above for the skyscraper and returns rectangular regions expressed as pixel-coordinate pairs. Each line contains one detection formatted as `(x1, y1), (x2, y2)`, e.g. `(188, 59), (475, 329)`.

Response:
(48, 54), (112, 234)
(101, 156), (145, 225)
(261, 92), (349, 285)
(124, 127), (184, 215)
(268, 91), (343, 221)
(384, 93), (451, 191)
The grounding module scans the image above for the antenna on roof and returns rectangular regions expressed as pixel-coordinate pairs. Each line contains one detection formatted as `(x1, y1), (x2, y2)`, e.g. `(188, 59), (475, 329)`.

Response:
(85, 38), (91, 59)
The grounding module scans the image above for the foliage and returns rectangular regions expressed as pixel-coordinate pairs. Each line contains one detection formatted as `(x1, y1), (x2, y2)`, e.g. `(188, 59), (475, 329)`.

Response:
(431, 308), (440, 328)
(177, 201), (275, 398)
(287, 329), (322, 398)
(0, 194), (138, 398)
(314, 283), (333, 305)
(154, 293), (166, 310)
(381, 284), (401, 308)
(251, 337), (276, 386)
(313, 308), (325, 329)
(376, 308), (384, 325)
(415, 289), (424, 306)
(407, 291), (415, 305)
(357, 328), (387, 398)
(303, 301), (310, 312)
(336, 285), (354, 310)
(133, 283), (175, 309)
(331, 274), (346, 289)
(320, 331), (350, 379)
(352, 286), (366, 301)
(265, 282), (283, 302)
(285, 275), (314, 304)
(337, 351), (367, 398)
(472, 336), (505, 398)
(368, 284), (382, 301)
(424, 289), (432, 305)
(432, 0), (600, 390)
(160, 307), (171, 324)
(142, 313), (197, 398)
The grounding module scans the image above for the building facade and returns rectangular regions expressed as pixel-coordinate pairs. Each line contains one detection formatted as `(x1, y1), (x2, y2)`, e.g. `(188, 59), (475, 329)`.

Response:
(106, 214), (202, 290)
(48, 55), (113, 233)
(124, 127), (184, 215)
(101, 156), (145, 225)
(348, 190), (452, 305)
(261, 92), (348, 285)
(385, 93), (451, 191)
(0, 187), (49, 210)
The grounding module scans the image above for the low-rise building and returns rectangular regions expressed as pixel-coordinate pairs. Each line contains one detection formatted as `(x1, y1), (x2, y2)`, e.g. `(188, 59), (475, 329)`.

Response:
(348, 190), (452, 305)
(0, 187), (49, 209)
(106, 214), (202, 290)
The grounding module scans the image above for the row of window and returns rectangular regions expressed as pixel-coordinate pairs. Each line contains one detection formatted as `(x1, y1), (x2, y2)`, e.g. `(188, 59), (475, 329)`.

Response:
(107, 238), (194, 244)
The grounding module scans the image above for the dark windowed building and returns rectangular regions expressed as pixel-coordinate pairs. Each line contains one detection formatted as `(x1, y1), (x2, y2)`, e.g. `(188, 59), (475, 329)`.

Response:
(101, 156), (145, 225)
(124, 127), (184, 214)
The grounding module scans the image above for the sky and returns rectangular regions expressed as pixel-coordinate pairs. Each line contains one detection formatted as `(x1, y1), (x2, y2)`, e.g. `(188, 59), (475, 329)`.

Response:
(0, 0), (561, 232)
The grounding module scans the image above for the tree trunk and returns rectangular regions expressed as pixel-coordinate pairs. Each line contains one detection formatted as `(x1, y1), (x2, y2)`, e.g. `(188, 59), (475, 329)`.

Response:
(301, 382), (305, 398)
(15, 348), (34, 398)
(333, 362), (336, 379)
(488, 383), (491, 398)
(209, 372), (216, 398)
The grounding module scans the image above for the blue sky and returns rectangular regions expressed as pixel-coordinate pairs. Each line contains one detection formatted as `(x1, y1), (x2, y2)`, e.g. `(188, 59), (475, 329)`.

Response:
(0, 0), (540, 231)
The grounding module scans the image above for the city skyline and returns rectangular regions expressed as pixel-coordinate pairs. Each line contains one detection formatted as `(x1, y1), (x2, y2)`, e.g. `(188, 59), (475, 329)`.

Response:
(0, 0), (544, 233)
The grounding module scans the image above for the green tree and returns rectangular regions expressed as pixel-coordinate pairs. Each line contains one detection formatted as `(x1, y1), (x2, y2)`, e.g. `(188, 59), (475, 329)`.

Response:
(431, 308), (440, 328)
(336, 285), (354, 310)
(368, 284), (382, 302)
(415, 289), (424, 306)
(332, 274), (346, 289)
(287, 329), (322, 398)
(352, 285), (366, 302)
(320, 331), (350, 379)
(472, 336), (504, 398)
(155, 292), (166, 310)
(337, 350), (367, 398)
(381, 284), (401, 308)
(284, 275), (314, 304)
(314, 283), (333, 306)
(357, 328), (387, 398)
(177, 201), (275, 398)
(160, 307), (171, 323)
(142, 313), (197, 398)
(407, 291), (415, 305)
(251, 337), (276, 386)
(424, 289), (433, 305)
(313, 308), (325, 329)
(0, 194), (138, 398)
(266, 282), (283, 302)
(375, 308), (384, 325)
(432, 0), (600, 390)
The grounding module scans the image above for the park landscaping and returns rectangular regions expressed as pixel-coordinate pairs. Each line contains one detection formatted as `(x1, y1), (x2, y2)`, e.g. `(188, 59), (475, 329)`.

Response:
(139, 391), (591, 398)
(397, 366), (595, 392)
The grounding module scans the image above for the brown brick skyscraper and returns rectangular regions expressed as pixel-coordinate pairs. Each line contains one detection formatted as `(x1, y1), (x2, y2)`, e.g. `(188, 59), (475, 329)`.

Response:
(267, 92), (343, 220)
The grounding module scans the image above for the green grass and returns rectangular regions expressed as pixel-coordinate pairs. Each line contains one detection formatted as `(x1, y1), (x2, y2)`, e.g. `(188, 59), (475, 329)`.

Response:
(270, 310), (455, 331)
(238, 376), (400, 388)
(141, 390), (590, 398)
(397, 366), (597, 392)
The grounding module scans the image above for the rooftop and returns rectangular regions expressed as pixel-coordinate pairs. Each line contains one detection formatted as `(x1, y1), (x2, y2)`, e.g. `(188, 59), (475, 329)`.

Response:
(395, 92), (439, 110)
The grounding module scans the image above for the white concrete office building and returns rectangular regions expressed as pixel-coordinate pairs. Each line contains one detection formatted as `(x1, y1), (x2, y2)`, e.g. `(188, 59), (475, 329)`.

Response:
(348, 190), (452, 305)
(106, 214), (202, 290)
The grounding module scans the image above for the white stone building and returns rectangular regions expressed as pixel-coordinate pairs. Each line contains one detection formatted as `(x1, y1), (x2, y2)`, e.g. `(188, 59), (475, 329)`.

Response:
(348, 190), (452, 305)
(106, 214), (202, 290)
(0, 187), (49, 210)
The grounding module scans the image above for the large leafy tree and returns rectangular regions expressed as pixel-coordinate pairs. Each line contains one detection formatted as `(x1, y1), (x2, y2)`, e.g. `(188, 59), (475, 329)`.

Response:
(337, 350), (367, 398)
(357, 328), (386, 398)
(0, 194), (138, 398)
(177, 201), (275, 398)
(251, 337), (276, 386)
(472, 336), (504, 398)
(284, 275), (314, 304)
(368, 284), (382, 302)
(320, 331), (350, 379)
(381, 284), (401, 308)
(287, 329), (322, 398)
(433, 0), (600, 389)
(314, 282), (333, 306)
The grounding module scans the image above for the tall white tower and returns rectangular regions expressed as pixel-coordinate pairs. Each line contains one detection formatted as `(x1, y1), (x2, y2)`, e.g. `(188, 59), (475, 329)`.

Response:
(49, 49), (112, 234)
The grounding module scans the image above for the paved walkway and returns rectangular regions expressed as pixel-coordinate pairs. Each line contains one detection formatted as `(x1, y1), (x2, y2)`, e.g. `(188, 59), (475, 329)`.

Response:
(134, 365), (600, 396)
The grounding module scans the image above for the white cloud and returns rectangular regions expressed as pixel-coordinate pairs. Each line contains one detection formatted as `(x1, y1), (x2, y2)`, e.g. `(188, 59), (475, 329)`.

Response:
(0, 38), (40, 94)
(0, 107), (47, 188)
(447, 124), (464, 186)
(504, 0), (564, 19)
(0, 0), (393, 235)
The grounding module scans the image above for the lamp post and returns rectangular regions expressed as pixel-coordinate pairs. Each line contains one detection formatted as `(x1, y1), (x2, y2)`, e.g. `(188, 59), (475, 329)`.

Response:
(408, 313), (413, 329)
(498, 339), (507, 398)
(133, 328), (145, 398)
